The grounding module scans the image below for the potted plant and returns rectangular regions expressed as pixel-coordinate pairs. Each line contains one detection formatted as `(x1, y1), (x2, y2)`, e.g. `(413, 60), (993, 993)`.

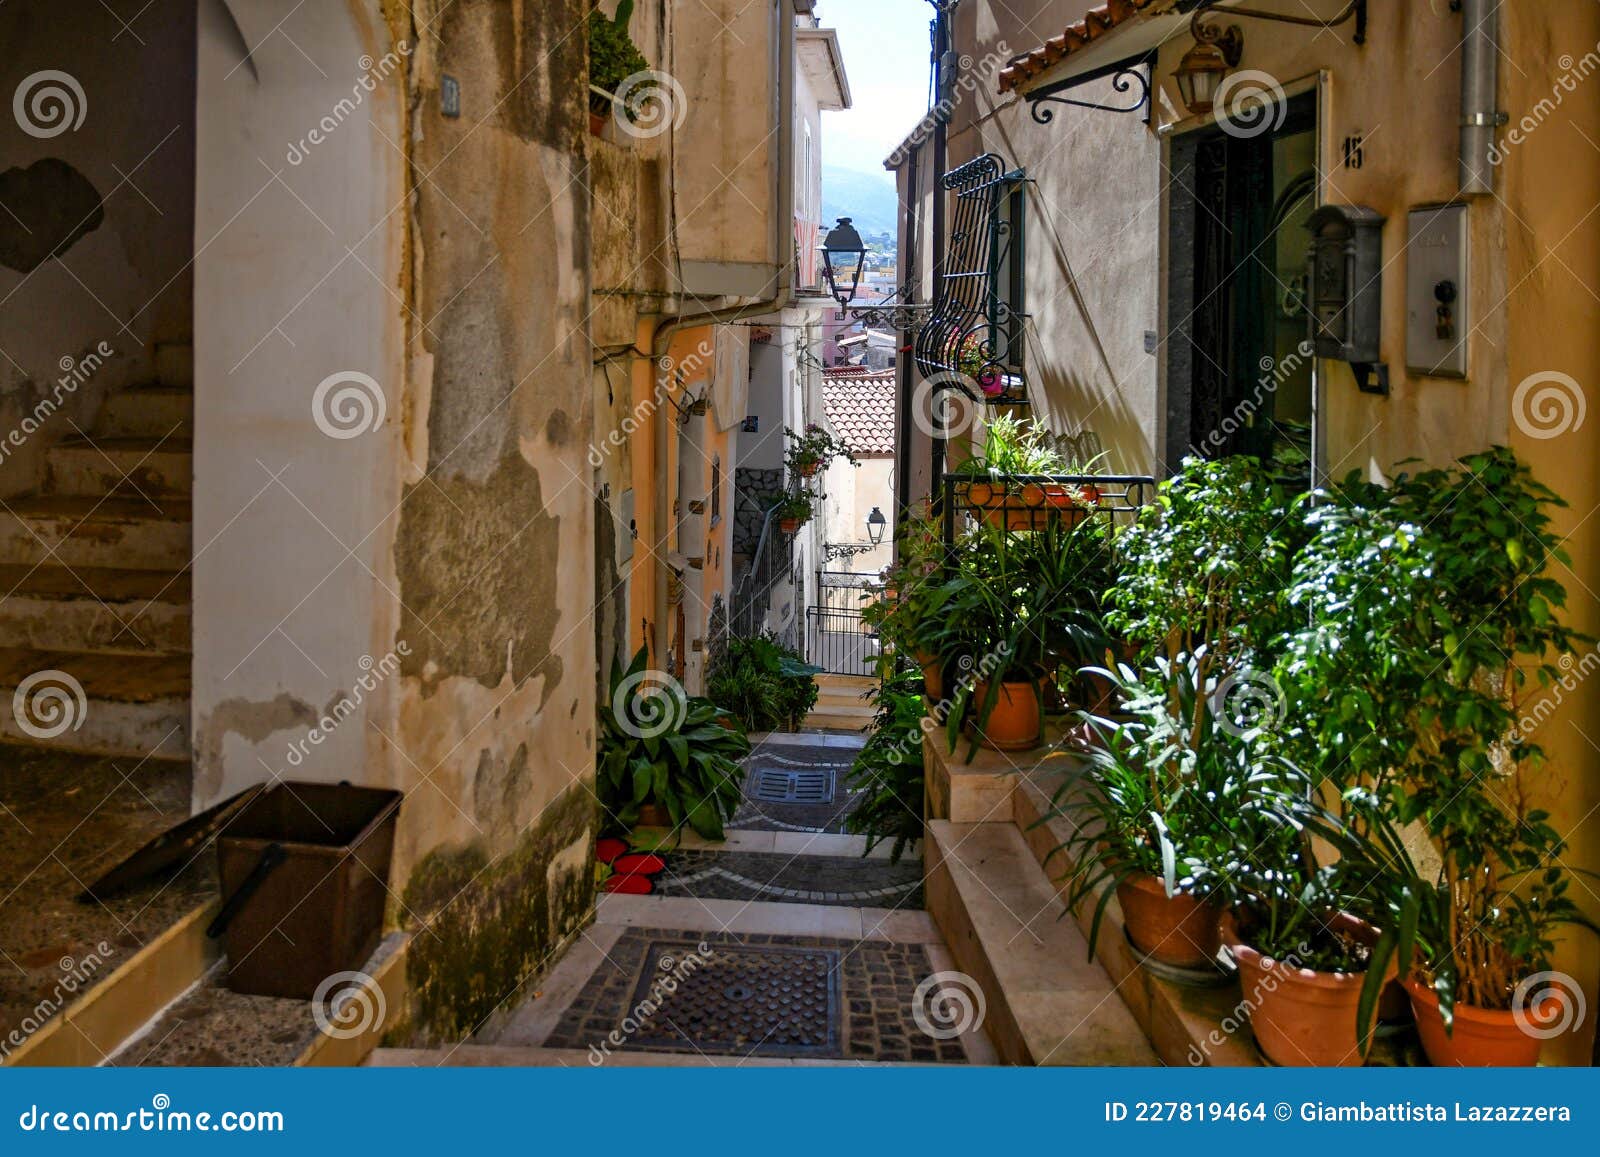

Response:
(1047, 651), (1257, 974)
(1107, 455), (1297, 685)
(951, 415), (1070, 531)
(705, 634), (822, 733)
(598, 647), (749, 839)
(863, 512), (951, 699)
(771, 491), (815, 535)
(784, 423), (858, 480)
(587, 1), (648, 136)
(957, 333), (1008, 399)
(1277, 447), (1598, 1065)
(843, 669), (927, 863)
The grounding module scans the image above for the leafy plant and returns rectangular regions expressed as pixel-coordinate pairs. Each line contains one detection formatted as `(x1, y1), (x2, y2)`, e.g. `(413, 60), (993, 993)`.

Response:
(1107, 455), (1299, 685)
(771, 490), (816, 527)
(597, 646), (749, 839)
(1046, 649), (1309, 959)
(862, 512), (952, 667)
(933, 518), (1111, 758)
(706, 635), (822, 732)
(588, 2), (649, 115)
(952, 413), (1066, 477)
(844, 669), (927, 863)
(785, 423), (859, 475)
(1275, 446), (1598, 1029)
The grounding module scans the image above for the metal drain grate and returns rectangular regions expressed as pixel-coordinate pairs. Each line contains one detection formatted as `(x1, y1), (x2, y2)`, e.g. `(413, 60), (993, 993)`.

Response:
(750, 767), (835, 804)
(627, 940), (840, 1057)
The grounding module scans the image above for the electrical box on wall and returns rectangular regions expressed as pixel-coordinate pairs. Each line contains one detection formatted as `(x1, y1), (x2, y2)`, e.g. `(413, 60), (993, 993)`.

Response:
(1306, 204), (1387, 393)
(1405, 204), (1469, 379)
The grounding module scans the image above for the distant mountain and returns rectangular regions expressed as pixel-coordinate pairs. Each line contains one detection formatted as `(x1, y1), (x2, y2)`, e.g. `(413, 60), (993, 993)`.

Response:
(822, 165), (902, 240)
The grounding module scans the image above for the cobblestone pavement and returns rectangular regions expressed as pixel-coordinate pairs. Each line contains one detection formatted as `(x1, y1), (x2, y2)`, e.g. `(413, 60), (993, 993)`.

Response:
(653, 850), (924, 908)
(543, 928), (968, 1063)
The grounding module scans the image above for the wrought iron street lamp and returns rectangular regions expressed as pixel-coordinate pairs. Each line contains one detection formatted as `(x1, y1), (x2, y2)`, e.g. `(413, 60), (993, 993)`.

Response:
(819, 217), (867, 308)
(866, 506), (887, 546)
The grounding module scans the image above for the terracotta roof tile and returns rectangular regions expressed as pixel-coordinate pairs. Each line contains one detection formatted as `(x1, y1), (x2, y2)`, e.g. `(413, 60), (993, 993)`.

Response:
(821, 368), (896, 455)
(998, 0), (1160, 94)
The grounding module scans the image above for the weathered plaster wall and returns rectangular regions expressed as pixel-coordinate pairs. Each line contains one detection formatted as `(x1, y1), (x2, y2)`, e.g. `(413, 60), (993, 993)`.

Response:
(194, 0), (599, 1043)
(193, 0), (407, 811)
(0, 0), (197, 494)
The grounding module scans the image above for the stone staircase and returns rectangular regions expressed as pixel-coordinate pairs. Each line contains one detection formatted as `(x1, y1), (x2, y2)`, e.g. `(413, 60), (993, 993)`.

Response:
(0, 343), (193, 761)
(801, 672), (876, 732)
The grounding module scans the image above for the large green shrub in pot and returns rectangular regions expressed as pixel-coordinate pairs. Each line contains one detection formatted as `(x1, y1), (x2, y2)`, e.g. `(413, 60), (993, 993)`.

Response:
(933, 518), (1112, 758)
(706, 635), (821, 733)
(1107, 456), (1299, 685)
(1276, 446), (1597, 1036)
(598, 646), (748, 839)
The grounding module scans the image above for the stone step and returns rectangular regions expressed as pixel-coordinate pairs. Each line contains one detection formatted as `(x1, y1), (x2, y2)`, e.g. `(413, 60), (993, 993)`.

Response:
(0, 565), (190, 654)
(0, 495), (191, 571)
(2, 902), (220, 1067)
(1009, 768), (1263, 1067)
(925, 819), (1155, 1066)
(154, 342), (193, 390)
(800, 702), (873, 732)
(108, 933), (409, 1068)
(46, 436), (192, 498)
(96, 386), (193, 439)
(0, 646), (189, 760)
(814, 673), (875, 691)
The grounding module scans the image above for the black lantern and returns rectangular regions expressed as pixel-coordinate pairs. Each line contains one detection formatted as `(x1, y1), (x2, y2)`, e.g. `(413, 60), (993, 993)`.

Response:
(820, 217), (867, 308)
(866, 506), (887, 546)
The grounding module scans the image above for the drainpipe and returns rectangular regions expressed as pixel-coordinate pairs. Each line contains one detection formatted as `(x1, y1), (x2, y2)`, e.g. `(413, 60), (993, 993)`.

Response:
(648, 1), (798, 664)
(1458, 0), (1504, 195)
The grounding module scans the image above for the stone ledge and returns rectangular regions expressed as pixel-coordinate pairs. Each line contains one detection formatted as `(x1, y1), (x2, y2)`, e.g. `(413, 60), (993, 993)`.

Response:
(924, 719), (1081, 825)
(1011, 764), (1262, 1067)
(925, 819), (1155, 1066)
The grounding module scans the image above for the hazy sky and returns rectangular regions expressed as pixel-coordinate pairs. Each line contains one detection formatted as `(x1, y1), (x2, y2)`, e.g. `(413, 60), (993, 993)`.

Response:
(819, 0), (933, 174)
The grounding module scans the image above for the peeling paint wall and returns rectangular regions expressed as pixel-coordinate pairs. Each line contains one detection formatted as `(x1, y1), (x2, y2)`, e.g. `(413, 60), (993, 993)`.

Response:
(0, 1), (197, 494)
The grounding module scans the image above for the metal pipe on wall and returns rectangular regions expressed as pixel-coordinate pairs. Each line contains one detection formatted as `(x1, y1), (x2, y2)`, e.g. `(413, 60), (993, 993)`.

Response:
(1458, 0), (1504, 195)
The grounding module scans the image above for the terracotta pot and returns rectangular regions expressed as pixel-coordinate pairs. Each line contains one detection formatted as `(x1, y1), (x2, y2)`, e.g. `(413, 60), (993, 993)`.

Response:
(980, 504), (1042, 532)
(636, 803), (670, 828)
(1117, 874), (1221, 968)
(1404, 977), (1548, 1066)
(779, 517), (801, 534)
(1218, 910), (1390, 1067)
(797, 460), (821, 478)
(915, 649), (944, 700)
(588, 111), (608, 136)
(970, 680), (1040, 751)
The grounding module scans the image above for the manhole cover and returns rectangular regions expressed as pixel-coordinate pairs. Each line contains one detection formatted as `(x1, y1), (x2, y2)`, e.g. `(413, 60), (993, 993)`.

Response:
(627, 940), (841, 1057)
(750, 767), (835, 804)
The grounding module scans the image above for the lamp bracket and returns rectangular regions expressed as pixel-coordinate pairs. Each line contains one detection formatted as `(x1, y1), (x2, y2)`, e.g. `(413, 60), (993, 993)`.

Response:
(1191, 0), (1367, 57)
(1027, 59), (1152, 124)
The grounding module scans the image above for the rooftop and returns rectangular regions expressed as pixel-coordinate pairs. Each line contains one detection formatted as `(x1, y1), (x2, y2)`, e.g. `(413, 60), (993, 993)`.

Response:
(821, 368), (896, 455)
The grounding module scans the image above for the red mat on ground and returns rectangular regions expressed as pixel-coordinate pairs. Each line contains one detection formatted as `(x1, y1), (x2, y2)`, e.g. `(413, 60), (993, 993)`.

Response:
(611, 852), (665, 876)
(595, 836), (629, 864)
(602, 874), (654, 895)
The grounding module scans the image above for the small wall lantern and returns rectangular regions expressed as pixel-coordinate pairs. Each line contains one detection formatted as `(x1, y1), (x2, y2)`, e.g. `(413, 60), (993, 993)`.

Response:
(1306, 203), (1387, 393)
(1173, 37), (1237, 116)
(820, 217), (867, 308)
